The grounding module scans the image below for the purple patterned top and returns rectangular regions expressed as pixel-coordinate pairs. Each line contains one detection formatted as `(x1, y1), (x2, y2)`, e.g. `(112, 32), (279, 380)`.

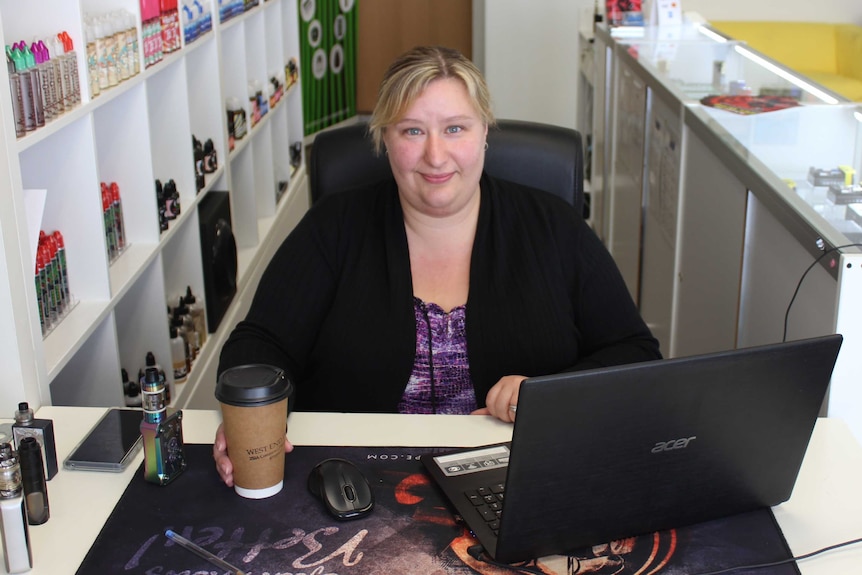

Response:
(397, 298), (477, 414)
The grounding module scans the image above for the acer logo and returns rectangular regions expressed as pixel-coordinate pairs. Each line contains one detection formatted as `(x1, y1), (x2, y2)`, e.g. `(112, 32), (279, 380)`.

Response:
(652, 436), (696, 453)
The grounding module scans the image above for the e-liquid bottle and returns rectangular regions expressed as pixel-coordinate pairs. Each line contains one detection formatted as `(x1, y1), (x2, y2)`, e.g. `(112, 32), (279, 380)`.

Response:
(184, 286), (207, 345)
(57, 32), (81, 107)
(110, 182), (126, 252)
(103, 183), (118, 261)
(22, 45), (45, 129)
(6, 47), (26, 138)
(38, 243), (57, 326)
(0, 443), (32, 573)
(18, 437), (49, 525)
(122, 368), (142, 407)
(35, 250), (47, 334)
(52, 231), (70, 308)
(12, 402), (59, 481)
(169, 325), (188, 383)
(9, 45), (36, 133)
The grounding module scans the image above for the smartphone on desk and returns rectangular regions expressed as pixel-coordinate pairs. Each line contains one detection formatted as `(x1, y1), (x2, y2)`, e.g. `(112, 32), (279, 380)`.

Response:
(64, 408), (143, 472)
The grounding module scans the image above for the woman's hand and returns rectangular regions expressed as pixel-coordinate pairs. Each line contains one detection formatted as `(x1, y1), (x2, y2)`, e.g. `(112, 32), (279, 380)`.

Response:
(212, 422), (294, 486)
(470, 375), (527, 423)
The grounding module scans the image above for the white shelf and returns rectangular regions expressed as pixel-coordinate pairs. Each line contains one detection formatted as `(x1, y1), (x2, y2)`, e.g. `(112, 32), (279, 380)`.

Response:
(0, 0), (306, 412)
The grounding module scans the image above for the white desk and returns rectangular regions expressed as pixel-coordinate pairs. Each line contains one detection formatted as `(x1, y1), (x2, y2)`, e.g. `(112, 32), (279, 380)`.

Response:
(10, 407), (862, 574)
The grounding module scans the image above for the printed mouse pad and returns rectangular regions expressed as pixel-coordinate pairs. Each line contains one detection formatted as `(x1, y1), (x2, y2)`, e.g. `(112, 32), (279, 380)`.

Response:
(76, 444), (798, 574)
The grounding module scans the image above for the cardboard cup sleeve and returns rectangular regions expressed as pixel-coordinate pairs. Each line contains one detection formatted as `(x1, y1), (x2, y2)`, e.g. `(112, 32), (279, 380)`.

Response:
(215, 364), (292, 499)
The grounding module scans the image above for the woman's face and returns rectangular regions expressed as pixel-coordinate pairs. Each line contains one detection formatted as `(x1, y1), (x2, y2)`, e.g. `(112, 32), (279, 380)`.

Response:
(383, 78), (487, 218)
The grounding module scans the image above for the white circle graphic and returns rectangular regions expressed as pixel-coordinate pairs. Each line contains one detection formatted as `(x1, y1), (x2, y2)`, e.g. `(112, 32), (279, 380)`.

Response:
(330, 44), (344, 74)
(300, 0), (315, 22)
(334, 14), (346, 40)
(312, 48), (327, 79)
(308, 20), (322, 48)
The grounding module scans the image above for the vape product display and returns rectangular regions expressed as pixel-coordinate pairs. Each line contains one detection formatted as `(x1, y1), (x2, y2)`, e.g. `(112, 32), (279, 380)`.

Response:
(808, 166), (847, 187)
(285, 57), (298, 90)
(828, 183), (862, 205)
(183, 286), (207, 346)
(0, 444), (32, 573)
(35, 230), (73, 336)
(219, 0), (252, 23)
(192, 135), (218, 192)
(12, 401), (58, 481)
(103, 182), (127, 262)
(155, 178), (182, 233)
(181, 0), (213, 44)
(122, 368), (143, 407)
(84, 10), (140, 98)
(160, 0), (182, 54)
(169, 325), (188, 383)
(6, 31), (83, 138)
(177, 303), (198, 360)
(141, 0), (165, 68)
(269, 68), (286, 106)
(248, 79), (266, 127)
(226, 96), (247, 150)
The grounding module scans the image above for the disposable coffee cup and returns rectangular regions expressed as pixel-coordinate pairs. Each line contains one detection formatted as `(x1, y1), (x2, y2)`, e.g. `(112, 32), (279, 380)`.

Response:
(215, 364), (292, 499)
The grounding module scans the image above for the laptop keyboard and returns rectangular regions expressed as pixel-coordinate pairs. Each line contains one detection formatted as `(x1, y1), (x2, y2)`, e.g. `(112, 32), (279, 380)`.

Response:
(464, 482), (506, 534)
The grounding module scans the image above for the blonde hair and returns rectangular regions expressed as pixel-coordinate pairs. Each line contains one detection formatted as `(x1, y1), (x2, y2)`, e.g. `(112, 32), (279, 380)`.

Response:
(368, 46), (495, 154)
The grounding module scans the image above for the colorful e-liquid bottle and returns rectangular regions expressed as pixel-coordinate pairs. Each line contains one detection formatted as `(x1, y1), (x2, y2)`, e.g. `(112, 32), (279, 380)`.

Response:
(52, 231), (69, 308)
(110, 182), (126, 252)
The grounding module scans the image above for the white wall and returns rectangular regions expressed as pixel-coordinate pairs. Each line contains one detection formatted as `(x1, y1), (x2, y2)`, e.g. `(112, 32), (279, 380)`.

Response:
(684, 0), (862, 23)
(479, 0), (592, 130)
(478, 0), (862, 131)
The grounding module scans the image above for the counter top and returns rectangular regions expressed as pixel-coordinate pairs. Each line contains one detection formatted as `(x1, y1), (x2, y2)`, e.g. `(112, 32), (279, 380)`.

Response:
(6, 407), (862, 574)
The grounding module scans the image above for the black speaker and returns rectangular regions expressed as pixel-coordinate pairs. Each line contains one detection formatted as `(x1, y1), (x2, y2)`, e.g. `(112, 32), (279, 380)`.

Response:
(198, 191), (237, 333)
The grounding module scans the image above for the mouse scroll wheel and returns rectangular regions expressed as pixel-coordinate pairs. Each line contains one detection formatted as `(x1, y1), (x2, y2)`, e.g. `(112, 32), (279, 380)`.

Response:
(343, 484), (356, 502)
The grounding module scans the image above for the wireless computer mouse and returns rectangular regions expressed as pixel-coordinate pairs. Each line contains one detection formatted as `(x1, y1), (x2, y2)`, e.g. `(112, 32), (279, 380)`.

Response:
(307, 458), (374, 520)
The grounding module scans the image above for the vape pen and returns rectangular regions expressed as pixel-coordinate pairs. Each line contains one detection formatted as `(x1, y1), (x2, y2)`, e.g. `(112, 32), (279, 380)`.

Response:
(140, 366), (187, 485)
(18, 437), (49, 525)
(0, 443), (32, 573)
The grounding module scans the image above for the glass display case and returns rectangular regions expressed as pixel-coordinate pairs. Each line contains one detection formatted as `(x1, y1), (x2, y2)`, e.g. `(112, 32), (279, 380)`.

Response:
(590, 20), (862, 444)
(622, 32), (840, 105)
(697, 103), (862, 246)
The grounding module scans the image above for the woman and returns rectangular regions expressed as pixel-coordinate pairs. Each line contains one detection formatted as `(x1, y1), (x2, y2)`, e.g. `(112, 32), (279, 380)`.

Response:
(213, 46), (660, 485)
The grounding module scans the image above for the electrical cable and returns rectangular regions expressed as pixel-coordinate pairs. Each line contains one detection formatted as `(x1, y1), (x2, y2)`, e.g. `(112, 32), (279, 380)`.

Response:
(467, 545), (548, 574)
(782, 242), (862, 342)
(455, 245), (862, 575)
(692, 535), (862, 575)
(470, 535), (862, 575)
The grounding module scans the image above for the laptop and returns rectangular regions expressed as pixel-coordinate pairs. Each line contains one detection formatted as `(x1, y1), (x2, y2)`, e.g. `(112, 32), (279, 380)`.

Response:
(422, 334), (843, 563)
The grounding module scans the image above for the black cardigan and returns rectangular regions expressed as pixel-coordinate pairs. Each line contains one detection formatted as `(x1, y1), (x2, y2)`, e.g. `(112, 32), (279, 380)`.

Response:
(218, 174), (661, 412)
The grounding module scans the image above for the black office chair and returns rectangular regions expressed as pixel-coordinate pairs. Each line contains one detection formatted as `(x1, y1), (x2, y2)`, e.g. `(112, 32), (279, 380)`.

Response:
(308, 119), (584, 216)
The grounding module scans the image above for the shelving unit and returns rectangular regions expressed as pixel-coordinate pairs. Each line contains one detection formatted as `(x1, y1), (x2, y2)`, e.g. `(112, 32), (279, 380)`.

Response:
(0, 0), (308, 414)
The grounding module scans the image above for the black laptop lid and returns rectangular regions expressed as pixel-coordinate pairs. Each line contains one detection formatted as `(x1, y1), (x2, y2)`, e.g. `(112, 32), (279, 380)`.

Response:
(491, 334), (843, 563)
